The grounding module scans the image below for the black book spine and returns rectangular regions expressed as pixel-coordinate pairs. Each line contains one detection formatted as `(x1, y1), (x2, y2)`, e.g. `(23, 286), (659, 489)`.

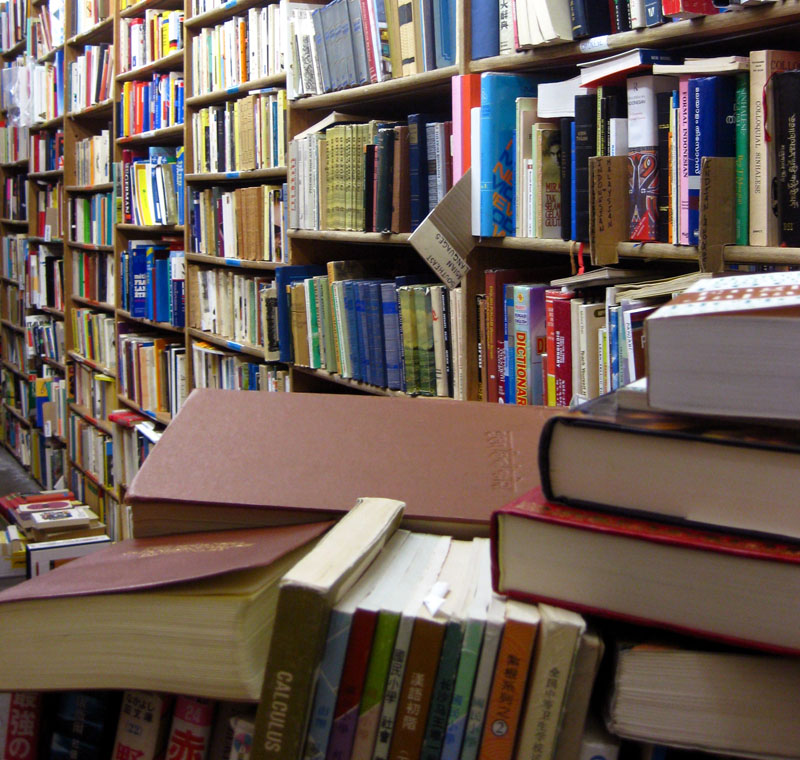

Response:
(216, 106), (225, 173)
(569, 0), (589, 38)
(375, 128), (395, 233)
(774, 70), (800, 247)
(613, 0), (631, 31)
(560, 117), (573, 241)
(574, 94), (597, 243)
(656, 89), (672, 243)
(363, 143), (376, 232)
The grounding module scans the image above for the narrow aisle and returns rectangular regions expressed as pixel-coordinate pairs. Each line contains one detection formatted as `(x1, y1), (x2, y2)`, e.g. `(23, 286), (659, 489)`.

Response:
(0, 447), (41, 497)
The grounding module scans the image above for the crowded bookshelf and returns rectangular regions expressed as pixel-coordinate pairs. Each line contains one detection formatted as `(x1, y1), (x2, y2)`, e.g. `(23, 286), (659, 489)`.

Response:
(1, 0), (800, 757)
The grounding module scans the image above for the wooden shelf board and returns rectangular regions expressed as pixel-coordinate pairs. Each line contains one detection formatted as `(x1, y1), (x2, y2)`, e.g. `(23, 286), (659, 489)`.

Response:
(0, 318), (25, 334)
(185, 0), (268, 29)
(617, 242), (699, 261)
(68, 240), (114, 251)
(290, 66), (459, 110)
(67, 17), (114, 47)
(31, 115), (65, 131)
(0, 159), (28, 169)
(71, 295), (115, 312)
(1, 358), (32, 379)
(0, 40), (25, 59)
(188, 327), (264, 358)
(116, 124), (184, 145)
(0, 218), (28, 226)
(185, 167), (286, 183)
(724, 246), (800, 265)
(116, 309), (186, 334)
(116, 50), (185, 82)
(186, 252), (282, 269)
(36, 305), (65, 319)
(116, 223), (185, 234)
(69, 402), (114, 436)
(117, 393), (171, 425)
(2, 402), (31, 426)
(68, 99), (114, 119)
(28, 237), (64, 245)
(29, 169), (64, 180)
(65, 183), (114, 193)
(476, 236), (584, 254)
(36, 43), (64, 64)
(67, 456), (116, 496)
(185, 73), (287, 107)
(120, 0), (184, 18)
(67, 351), (115, 377)
(288, 229), (412, 244)
(42, 357), (67, 372)
(291, 365), (414, 397)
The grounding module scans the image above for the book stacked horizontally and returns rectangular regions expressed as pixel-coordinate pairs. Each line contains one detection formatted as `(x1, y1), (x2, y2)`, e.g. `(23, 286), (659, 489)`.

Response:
(492, 269), (800, 757)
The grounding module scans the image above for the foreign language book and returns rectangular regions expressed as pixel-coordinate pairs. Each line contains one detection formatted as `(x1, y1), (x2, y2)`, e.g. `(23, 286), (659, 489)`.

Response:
(0, 522), (333, 699)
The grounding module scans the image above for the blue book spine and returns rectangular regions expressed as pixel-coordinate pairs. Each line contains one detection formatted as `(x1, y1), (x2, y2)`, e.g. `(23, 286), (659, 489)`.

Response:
(176, 81), (184, 124)
(176, 147), (185, 226)
(355, 281), (371, 384)
(644, 0), (663, 25)
(367, 282), (387, 388)
(688, 76), (737, 246)
(154, 255), (170, 323)
(120, 251), (129, 312)
(433, 0), (455, 68)
(480, 73), (539, 237)
(343, 280), (362, 382)
(130, 247), (148, 318)
(275, 265), (326, 362)
(570, 120), (577, 241)
(470, 0), (498, 59)
(503, 283), (515, 403)
(609, 305), (619, 391)
(381, 282), (403, 390)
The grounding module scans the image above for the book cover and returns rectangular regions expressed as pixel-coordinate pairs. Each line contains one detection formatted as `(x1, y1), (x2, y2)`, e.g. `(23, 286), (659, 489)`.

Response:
(274, 265), (327, 363)
(470, 0), (498, 58)
(492, 486), (800, 654)
(165, 697), (213, 760)
(111, 691), (173, 760)
(573, 93), (597, 242)
(734, 72), (749, 246)
(479, 72), (539, 237)
(773, 69), (800, 247)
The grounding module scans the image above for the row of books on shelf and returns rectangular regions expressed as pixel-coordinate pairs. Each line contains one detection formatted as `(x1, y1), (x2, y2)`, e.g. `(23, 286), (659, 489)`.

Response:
(70, 308), (115, 372)
(191, 88), (287, 174)
(190, 7), (284, 96)
(0, 55), (63, 125)
(70, 0), (110, 37)
(27, 243), (64, 311)
(190, 264), (270, 350)
(29, 128), (63, 174)
(2, 328), (29, 372)
(3, 174), (26, 220)
(26, 312), (65, 365)
(68, 43), (113, 114)
(120, 238), (185, 327)
(0, 0), (26, 53)
(68, 411), (114, 490)
(119, 74), (184, 137)
(121, 146), (185, 227)
(74, 130), (111, 186)
(72, 248), (115, 306)
(289, 112), (452, 233)
(109, 407), (161, 493)
(191, 340), (289, 392)
(117, 328), (186, 419)
(119, 9), (184, 74)
(0, 280), (23, 323)
(0, 121), (28, 163)
(1, 233), (25, 281)
(68, 192), (115, 248)
(25, 0), (64, 60)
(189, 184), (286, 263)
(74, 364), (116, 423)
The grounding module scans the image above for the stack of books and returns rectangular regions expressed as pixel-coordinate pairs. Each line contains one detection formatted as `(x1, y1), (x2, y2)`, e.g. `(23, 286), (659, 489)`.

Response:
(493, 267), (800, 757)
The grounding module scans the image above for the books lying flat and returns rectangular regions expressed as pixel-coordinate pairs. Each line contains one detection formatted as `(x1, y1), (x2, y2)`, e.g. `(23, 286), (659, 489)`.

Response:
(538, 388), (800, 542)
(491, 488), (800, 654)
(606, 640), (800, 757)
(126, 388), (563, 538)
(645, 270), (800, 421)
(0, 520), (333, 699)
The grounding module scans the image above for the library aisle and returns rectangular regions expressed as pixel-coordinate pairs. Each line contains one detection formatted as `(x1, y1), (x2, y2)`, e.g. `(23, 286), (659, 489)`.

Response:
(0, 446), (39, 496)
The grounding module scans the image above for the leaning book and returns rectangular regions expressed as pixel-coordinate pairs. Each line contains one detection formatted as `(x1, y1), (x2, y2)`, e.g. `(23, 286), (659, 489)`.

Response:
(0, 521), (333, 699)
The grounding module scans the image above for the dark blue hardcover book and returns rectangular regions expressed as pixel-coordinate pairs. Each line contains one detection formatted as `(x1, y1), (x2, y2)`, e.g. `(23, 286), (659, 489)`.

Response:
(560, 117), (573, 241)
(343, 280), (362, 381)
(120, 251), (129, 311)
(408, 114), (431, 230)
(176, 147), (185, 226)
(644, 0), (663, 25)
(570, 120), (577, 241)
(470, 0), (498, 59)
(503, 282), (515, 403)
(176, 80), (184, 124)
(355, 280), (372, 384)
(571, 0), (612, 38)
(433, 0), (455, 68)
(366, 280), (388, 388)
(142, 83), (151, 132)
(380, 281), (403, 390)
(154, 253), (170, 323)
(170, 250), (185, 327)
(688, 75), (736, 246)
(129, 245), (149, 318)
(275, 265), (326, 362)
(573, 92), (597, 243)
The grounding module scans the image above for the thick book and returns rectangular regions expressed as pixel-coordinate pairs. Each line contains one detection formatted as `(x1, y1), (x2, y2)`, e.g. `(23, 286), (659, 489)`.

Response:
(538, 382), (800, 542)
(645, 269), (800, 422)
(0, 522), (332, 698)
(773, 69), (800, 247)
(479, 72), (539, 237)
(491, 487), (800, 654)
(605, 638), (800, 757)
(470, 0), (498, 59)
(252, 497), (405, 760)
(569, 0), (612, 38)
(573, 93), (597, 242)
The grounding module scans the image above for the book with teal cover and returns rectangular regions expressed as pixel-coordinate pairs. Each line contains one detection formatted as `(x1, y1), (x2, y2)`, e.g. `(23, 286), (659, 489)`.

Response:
(479, 72), (539, 237)
(734, 72), (749, 247)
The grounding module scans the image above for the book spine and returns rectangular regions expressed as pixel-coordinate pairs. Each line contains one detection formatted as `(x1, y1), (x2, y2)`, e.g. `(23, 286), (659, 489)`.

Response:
(734, 71), (749, 246)
(644, 0), (663, 25)
(560, 118), (573, 241)
(408, 115), (429, 230)
(679, 76), (690, 245)
(774, 70), (800, 247)
(573, 94), (597, 243)
(470, 0), (499, 58)
(656, 89), (672, 243)
(553, 296), (573, 407)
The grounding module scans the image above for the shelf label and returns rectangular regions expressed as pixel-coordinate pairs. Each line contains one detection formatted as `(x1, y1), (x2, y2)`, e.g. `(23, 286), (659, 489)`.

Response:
(225, 258), (243, 267)
(44, 420), (52, 438)
(226, 172), (240, 178)
(44, 225), (51, 242)
(579, 35), (610, 54)
(227, 86), (240, 94)
(227, 341), (242, 351)
(224, 0), (236, 7)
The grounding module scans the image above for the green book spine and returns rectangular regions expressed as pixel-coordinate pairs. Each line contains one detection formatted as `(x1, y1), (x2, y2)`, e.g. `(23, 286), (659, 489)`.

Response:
(440, 619), (485, 760)
(413, 286), (435, 396)
(735, 72), (749, 247)
(306, 277), (321, 368)
(397, 287), (418, 394)
(419, 621), (465, 760)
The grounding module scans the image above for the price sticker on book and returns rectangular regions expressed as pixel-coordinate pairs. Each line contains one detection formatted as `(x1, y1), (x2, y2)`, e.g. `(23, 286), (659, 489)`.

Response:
(44, 225), (51, 242)
(579, 36), (609, 54)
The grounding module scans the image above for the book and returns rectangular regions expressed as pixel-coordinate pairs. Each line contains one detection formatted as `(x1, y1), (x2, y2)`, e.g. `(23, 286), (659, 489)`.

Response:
(577, 48), (678, 88)
(479, 72), (539, 237)
(165, 697), (214, 760)
(538, 384), (800, 541)
(773, 69), (800, 246)
(0, 693), (43, 760)
(0, 522), (332, 698)
(252, 497), (405, 760)
(111, 691), (173, 760)
(605, 638), (800, 756)
(492, 487), (800, 654)
(645, 270), (800, 421)
(126, 388), (561, 538)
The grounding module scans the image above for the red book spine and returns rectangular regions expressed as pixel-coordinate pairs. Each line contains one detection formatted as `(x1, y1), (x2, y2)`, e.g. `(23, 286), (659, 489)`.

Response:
(552, 296), (573, 407)
(359, 0), (378, 83)
(2, 693), (42, 760)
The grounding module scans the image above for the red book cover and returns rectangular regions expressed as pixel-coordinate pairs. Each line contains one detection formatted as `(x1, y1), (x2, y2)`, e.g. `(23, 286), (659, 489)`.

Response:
(545, 288), (573, 407)
(491, 487), (800, 654)
(551, 295), (573, 407)
(325, 608), (379, 760)
(661, 0), (718, 17)
(1, 693), (42, 760)
(358, 0), (378, 83)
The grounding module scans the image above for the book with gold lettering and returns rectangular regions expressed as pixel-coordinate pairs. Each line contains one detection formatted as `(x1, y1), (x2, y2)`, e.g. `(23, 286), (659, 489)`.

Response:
(0, 521), (333, 700)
